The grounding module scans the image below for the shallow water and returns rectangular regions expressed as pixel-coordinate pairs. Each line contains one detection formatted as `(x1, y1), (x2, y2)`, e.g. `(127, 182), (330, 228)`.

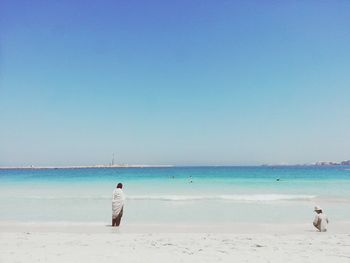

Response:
(0, 166), (349, 224)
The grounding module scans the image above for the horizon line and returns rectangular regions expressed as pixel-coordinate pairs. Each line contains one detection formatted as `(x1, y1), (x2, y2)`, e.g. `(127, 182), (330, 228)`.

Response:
(1, 163), (349, 170)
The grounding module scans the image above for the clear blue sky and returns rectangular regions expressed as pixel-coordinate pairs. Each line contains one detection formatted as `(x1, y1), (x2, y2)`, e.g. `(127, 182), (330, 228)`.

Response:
(1, 0), (350, 166)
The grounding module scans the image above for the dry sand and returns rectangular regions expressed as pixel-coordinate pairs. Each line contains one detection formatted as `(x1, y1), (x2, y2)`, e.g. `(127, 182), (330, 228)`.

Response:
(1, 222), (350, 263)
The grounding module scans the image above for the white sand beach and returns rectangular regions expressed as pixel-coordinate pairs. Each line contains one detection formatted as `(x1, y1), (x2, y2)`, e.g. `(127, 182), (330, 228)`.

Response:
(1, 222), (350, 263)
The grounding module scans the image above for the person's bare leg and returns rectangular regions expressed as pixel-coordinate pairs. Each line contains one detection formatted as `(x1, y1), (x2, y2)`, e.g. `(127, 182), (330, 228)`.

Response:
(115, 208), (123, 226)
(313, 223), (321, 231)
(115, 214), (122, 226)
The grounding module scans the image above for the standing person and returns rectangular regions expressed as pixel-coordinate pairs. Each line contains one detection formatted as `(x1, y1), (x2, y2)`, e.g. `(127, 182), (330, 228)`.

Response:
(313, 206), (329, 232)
(112, 183), (125, 227)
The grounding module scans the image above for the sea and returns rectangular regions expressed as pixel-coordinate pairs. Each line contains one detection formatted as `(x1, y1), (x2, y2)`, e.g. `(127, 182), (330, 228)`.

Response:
(0, 166), (350, 225)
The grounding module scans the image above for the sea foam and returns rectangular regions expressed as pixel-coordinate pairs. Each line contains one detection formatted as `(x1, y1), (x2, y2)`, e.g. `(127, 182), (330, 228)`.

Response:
(19, 194), (316, 202)
(126, 194), (316, 202)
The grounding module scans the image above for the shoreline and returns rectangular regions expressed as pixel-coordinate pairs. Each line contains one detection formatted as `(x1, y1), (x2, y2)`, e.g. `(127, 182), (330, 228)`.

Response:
(1, 221), (350, 234)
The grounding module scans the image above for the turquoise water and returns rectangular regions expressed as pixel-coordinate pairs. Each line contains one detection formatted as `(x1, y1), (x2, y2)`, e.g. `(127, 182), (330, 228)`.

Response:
(0, 166), (350, 224)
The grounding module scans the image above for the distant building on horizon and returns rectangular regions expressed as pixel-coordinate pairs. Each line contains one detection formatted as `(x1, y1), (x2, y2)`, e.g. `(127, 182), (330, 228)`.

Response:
(314, 160), (350, 166)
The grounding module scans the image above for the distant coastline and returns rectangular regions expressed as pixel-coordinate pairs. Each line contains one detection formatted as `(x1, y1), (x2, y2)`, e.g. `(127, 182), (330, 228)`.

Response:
(312, 160), (350, 166)
(1, 160), (349, 170)
(0, 164), (175, 170)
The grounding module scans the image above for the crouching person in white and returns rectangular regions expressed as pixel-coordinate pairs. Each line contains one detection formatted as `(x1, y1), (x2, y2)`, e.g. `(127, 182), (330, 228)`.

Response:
(112, 183), (125, 227)
(313, 206), (329, 232)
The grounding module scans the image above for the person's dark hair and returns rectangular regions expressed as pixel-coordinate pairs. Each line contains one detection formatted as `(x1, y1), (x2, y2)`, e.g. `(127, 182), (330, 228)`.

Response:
(117, 183), (123, 189)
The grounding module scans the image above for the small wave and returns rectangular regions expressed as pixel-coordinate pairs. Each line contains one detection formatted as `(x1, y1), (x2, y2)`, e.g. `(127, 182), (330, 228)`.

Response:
(127, 194), (316, 202)
(16, 194), (316, 202)
(12, 195), (111, 200)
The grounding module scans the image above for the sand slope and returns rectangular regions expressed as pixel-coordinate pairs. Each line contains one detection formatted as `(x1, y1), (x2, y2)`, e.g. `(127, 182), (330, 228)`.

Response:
(1, 231), (350, 263)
